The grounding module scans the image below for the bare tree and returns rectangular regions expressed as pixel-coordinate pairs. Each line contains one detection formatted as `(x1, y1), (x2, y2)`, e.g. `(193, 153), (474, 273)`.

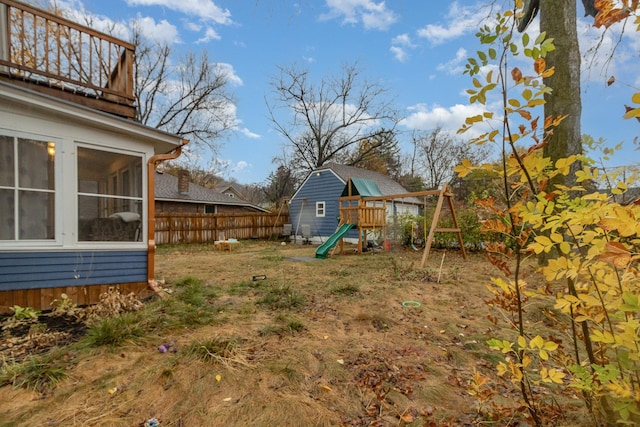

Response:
(267, 61), (401, 174)
(131, 25), (236, 151)
(414, 127), (488, 189)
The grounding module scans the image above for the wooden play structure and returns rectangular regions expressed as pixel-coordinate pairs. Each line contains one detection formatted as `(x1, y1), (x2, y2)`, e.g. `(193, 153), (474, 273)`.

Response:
(331, 183), (466, 267)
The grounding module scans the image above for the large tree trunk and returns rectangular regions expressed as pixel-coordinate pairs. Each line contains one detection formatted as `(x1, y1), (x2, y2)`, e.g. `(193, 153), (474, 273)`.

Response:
(540, 0), (583, 188)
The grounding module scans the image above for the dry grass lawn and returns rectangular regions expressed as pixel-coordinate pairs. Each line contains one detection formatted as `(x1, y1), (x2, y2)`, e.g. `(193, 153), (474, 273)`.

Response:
(0, 241), (589, 426)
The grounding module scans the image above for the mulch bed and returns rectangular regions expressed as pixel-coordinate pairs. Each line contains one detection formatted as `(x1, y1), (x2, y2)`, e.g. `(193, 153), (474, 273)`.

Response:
(0, 312), (87, 363)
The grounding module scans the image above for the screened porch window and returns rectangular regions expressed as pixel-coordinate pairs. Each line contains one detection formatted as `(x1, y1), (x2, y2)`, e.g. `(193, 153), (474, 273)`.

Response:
(77, 147), (143, 242)
(0, 134), (56, 240)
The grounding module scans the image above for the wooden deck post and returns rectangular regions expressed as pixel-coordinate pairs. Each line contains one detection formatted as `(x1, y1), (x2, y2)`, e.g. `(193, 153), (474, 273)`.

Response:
(0, 2), (7, 74)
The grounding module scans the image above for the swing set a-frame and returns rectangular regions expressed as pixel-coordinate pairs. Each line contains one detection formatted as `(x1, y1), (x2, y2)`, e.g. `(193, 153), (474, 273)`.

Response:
(337, 182), (466, 268)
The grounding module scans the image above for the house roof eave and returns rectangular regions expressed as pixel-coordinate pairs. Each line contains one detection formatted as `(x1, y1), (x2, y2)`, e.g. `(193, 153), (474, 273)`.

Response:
(0, 80), (183, 152)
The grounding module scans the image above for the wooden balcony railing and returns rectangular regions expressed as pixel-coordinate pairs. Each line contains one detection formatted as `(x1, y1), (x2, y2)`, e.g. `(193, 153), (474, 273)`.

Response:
(0, 0), (135, 118)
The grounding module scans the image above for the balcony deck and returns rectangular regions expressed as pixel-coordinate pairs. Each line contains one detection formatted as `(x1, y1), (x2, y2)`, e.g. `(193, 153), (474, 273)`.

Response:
(0, 0), (135, 119)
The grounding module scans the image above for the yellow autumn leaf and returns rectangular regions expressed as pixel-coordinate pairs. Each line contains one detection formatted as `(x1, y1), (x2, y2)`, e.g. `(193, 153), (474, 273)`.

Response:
(517, 335), (527, 349)
(555, 156), (576, 175)
(548, 368), (566, 384)
(522, 353), (532, 368)
(454, 158), (474, 178)
(465, 114), (484, 125)
(216, 374), (222, 382)
(529, 335), (544, 349)
(623, 106), (640, 120)
(599, 206), (637, 237)
(539, 348), (549, 360)
(559, 241), (571, 254)
(527, 98), (545, 107)
(541, 67), (555, 78)
(531, 235), (553, 253)
(578, 293), (602, 307)
(508, 98), (521, 107)
(591, 330), (616, 344)
(496, 362), (508, 376)
(541, 367), (566, 384)
(550, 232), (563, 243)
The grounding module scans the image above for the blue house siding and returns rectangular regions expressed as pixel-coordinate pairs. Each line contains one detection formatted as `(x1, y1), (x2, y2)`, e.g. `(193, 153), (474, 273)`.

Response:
(290, 171), (342, 238)
(0, 250), (147, 290)
(290, 170), (361, 239)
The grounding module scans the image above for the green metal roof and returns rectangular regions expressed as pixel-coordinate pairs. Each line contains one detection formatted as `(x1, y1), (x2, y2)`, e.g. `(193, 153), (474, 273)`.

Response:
(341, 177), (383, 197)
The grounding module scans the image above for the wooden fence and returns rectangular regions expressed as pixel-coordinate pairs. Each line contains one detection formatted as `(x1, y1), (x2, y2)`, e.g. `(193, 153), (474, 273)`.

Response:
(155, 212), (290, 245)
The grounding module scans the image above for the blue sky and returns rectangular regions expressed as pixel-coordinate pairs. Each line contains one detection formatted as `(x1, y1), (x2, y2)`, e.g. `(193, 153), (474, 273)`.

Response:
(58, 0), (639, 184)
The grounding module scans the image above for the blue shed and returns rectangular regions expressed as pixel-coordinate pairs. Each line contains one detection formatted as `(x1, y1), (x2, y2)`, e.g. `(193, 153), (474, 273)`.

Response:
(289, 163), (417, 243)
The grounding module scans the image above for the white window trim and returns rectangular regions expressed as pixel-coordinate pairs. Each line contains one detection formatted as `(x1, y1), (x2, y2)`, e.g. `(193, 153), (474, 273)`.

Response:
(75, 142), (147, 248)
(316, 201), (326, 217)
(0, 129), (63, 248)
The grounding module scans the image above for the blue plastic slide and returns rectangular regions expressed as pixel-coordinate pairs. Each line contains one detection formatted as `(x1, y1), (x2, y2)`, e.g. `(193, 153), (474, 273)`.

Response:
(315, 223), (355, 259)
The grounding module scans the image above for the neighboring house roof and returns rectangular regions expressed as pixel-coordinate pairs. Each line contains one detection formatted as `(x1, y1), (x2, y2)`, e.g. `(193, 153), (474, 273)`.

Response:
(214, 184), (247, 201)
(155, 171), (268, 212)
(620, 187), (640, 205)
(292, 163), (419, 203)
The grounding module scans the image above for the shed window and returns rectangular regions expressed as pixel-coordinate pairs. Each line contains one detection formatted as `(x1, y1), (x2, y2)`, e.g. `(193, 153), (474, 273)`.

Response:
(77, 146), (143, 242)
(0, 134), (57, 241)
(316, 201), (325, 217)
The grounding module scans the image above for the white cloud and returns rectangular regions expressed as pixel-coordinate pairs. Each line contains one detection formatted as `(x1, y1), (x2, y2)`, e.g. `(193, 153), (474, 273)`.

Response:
(436, 48), (467, 75)
(185, 21), (202, 32)
(400, 102), (498, 139)
(239, 128), (260, 139)
(390, 46), (408, 63)
(231, 161), (249, 173)
(416, 2), (484, 45)
(214, 63), (243, 86)
(196, 26), (221, 43)
(54, 1), (131, 39)
(320, 0), (397, 31)
(390, 33), (416, 62)
(133, 16), (179, 44)
(124, 0), (232, 25)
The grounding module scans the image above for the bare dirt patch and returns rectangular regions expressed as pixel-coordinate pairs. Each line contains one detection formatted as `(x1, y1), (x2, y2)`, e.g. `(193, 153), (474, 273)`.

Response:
(0, 241), (583, 426)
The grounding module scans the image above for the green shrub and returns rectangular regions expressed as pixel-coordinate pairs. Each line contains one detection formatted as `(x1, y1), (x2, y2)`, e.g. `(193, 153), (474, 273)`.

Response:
(0, 354), (67, 392)
(257, 285), (304, 310)
(83, 312), (145, 347)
